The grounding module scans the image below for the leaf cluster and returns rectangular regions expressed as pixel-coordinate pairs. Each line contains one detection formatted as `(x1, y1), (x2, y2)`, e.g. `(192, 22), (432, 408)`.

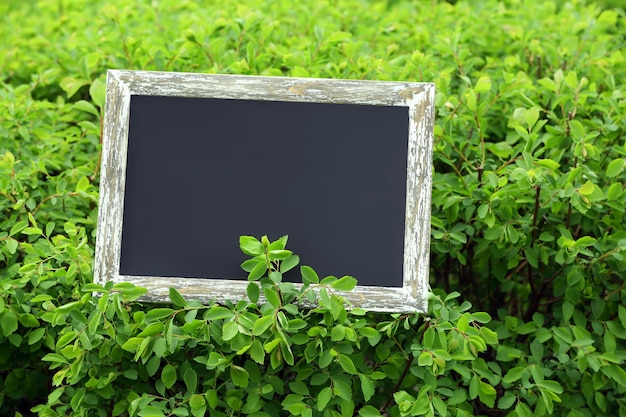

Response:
(1, 0), (625, 416)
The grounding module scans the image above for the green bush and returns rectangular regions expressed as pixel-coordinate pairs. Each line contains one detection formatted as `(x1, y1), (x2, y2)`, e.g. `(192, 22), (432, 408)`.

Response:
(1, 0), (625, 416)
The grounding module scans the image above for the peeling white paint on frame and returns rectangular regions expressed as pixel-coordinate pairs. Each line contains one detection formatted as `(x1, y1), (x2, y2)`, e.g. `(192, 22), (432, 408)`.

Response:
(94, 70), (435, 313)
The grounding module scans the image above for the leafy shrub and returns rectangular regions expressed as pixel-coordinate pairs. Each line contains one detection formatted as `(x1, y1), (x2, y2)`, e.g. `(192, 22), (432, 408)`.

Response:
(1, 0), (625, 416)
(29, 236), (496, 417)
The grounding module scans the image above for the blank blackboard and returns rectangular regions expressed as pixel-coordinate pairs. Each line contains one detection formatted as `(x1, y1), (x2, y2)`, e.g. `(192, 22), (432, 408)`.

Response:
(95, 70), (434, 312)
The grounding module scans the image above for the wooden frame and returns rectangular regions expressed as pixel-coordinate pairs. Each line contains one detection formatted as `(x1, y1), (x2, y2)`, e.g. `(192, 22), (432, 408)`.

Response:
(94, 70), (434, 313)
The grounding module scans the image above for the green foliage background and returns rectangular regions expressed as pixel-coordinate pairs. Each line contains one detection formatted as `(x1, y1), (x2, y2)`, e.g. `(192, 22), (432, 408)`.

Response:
(1, 0), (625, 416)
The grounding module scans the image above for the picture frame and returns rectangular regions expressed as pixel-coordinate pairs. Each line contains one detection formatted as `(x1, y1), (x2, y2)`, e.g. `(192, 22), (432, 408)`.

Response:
(94, 70), (434, 313)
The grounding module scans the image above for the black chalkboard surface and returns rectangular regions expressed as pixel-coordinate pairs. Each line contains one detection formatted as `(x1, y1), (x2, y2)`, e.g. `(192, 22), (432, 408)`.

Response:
(120, 96), (407, 287)
(95, 70), (434, 312)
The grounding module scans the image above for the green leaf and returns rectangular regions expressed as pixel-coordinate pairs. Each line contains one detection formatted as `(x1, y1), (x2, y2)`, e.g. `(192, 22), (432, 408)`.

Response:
(289, 380), (310, 396)
(603, 364), (626, 388)
(317, 386), (332, 411)
(183, 368), (197, 393)
(474, 76), (492, 93)
(333, 379), (352, 401)
(240, 236), (265, 256)
(145, 308), (175, 322)
(503, 367), (526, 384)
(1, 310), (18, 337)
(478, 381), (497, 408)
(606, 158), (624, 177)
(607, 183), (623, 200)
(249, 339), (265, 364)
(28, 328), (46, 345)
(331, 276), (357, 292)
(75, 100), (100, 117)
(301, 265), (320, 285)
(247, 282), (260, 303)
(205, 306), (233, 320)
(253, 315), (274, 335)
(189, 393), (206, 411)
(89, 78), (106, 108)
(169, 287), (187, 307)
(248, 261), (268, 280)
(457, 314), (469, 332)
(205, 389), (218, 408)
(5, 239), (18, 254)
(578, 180), (595, 196)
(161, 364), (177, 389)
(536, 159), (560, 170)
(263, 287), (281, 307)
(22, 227), (42, 235)
(222, 321), (239, 341)
(498, 393), (517, 410)
(42, 353), (69, 364)
(280, 255), (300, 273)
(331, 324), (346, 341)
(18, 313), (39, 328)
(525, 107), (539, 129)
(417, 351), (433, 366)
(358, 405), (381, 417)
(240, 258), (259, 272)
(230, 364), (249, 388)
(9, 221), (27, 237)
(358, 374), (375, 402)
(338, 354), (357, 374)
(60, 77), (88, 98)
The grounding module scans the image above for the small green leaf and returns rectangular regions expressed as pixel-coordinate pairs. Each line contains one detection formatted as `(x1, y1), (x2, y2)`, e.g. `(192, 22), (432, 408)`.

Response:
(222, 321), (239, 341)
(358, 405), (381, 417)
(205, 306), (233, 321)
(578, 180), (595, 196)
(169, 288), (187, 307)
(247, 282), (260, 303)
(358, 326), (378, 338)
(161, 364), (177, 389)
(606, 158), (624, 177)
(9, 221), (28, 237)
(474, 76), (492, 93)
(22, 227), (42, 236)
(248, 262), (268, 280)
(607, 183), (623, 200)
(301, 265), (320, 285)
(183, 368), (197, 393)
(317, 386), (332, 411)
(28, 328), (46, 345)
(89, 78), (106, 108)
(253, 315), (274, 335)
(457, 314), (469, 332)
(249, 339), (265, 364)
(189, 393), (206, 409)
(263, 287), (281, 307)
(1, 310), (18, 337)
(503, 367), (526, 384)
(230, 365), (249, 388)
(240, 236), (265, 256)
(5, 239), (18, 254)
(205, 389), (218, 408)
(359, 374), (375, 402)
(331, 276), (357, 292)
(338, 354), (357, 374)
(478, 381), (497, 408)
(525, 107), (539, 129)
(280, 255), (300, 273)
(268, 249), (292, 261)
(417, 351), (433, 366)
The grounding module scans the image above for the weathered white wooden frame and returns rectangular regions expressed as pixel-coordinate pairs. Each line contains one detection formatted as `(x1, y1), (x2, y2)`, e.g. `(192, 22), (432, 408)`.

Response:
(94, 69), (434, 313)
